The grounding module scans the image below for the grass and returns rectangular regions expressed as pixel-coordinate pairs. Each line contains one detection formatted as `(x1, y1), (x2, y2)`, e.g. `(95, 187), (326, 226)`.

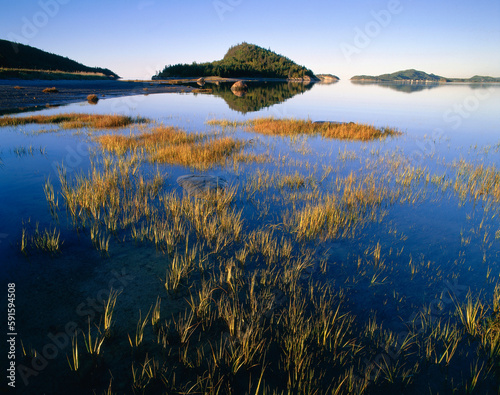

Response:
(96, 125), (245, 169)
(21, 222), (62, 255)
(0, 113), (146, 128)
(14, 110), (500, 393)
(0, 67), (115, 80)
(208, 117), (402, 141)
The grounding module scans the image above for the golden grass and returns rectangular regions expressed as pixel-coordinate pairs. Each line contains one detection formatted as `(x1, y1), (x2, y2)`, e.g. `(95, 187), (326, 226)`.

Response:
(0, 113), (146, 129)
(96, 125), (244, 169)
(208, 117), (402, 141)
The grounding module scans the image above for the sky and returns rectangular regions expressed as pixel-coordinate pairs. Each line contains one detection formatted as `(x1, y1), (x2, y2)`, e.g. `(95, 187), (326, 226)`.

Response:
(1, 0), (499, 80)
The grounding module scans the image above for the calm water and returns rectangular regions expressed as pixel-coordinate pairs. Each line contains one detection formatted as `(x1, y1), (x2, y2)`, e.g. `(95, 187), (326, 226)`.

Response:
(1, 80), (499, 392)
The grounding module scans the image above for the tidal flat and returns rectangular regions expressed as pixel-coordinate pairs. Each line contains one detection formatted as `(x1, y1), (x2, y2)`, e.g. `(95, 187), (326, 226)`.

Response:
(1, 82), (500, 394)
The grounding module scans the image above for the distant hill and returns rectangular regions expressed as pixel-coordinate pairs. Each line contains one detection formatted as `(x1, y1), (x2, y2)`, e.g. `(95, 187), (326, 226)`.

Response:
(351, 69), (444, 82)
(0, 39), (119, 79)
(351, 69), (500, 83)
(154, 43), (318, 81)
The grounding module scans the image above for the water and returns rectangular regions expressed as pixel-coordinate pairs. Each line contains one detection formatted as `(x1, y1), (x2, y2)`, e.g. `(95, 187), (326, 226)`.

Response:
(1, 80), (500, 393)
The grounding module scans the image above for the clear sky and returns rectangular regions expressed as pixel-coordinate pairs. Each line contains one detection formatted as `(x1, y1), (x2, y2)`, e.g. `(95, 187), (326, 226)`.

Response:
(1, 0), (499, 80)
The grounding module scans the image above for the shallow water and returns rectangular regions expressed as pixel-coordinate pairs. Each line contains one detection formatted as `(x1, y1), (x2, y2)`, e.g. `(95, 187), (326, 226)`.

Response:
(1, 80), (500, 393)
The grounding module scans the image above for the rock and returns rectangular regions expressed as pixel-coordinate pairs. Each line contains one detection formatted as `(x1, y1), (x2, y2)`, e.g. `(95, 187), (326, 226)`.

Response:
(231, 80), (248, 92)
(197, 77), (205, 86)
(177, 174), (227, 196)
(87, 94), (99, 104)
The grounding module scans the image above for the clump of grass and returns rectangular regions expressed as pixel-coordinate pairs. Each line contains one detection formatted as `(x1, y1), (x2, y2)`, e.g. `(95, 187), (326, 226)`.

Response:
(0, 113), (146, 129)
(21, 222), (62, 255)
(96, 125), (244, 169)
(43, 87), (59, 93)
(208, 117), (401, 141)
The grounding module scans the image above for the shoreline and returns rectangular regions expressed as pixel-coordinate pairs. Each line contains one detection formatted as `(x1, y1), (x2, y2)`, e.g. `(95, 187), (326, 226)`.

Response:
(0, 79), (195, 115)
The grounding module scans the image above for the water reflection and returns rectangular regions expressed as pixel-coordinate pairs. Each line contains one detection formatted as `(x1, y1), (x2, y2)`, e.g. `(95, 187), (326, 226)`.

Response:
(350, 80), (443, 93)
(197, 81), (315, 113)
(350, 80), (500, 94)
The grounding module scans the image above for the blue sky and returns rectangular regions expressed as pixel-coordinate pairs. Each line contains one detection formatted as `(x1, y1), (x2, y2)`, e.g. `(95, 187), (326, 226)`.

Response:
(1, 0), (499, 80)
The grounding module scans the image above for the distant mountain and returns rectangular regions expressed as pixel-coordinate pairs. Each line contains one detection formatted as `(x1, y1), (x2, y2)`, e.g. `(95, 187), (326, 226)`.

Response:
(154, 42), (318, 81)
(351, 69), (500, 83)
(0, 39), (119, 79)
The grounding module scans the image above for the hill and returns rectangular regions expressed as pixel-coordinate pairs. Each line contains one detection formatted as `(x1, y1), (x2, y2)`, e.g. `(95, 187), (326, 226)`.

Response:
(351, 69), (500, 83)
(0, 39), (119, 79)
(154, 43), (318, 81)
(351, 69), (444, 82)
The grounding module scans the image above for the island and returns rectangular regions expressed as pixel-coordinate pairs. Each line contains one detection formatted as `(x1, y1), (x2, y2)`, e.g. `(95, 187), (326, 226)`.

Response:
(153, 42), (319, 82)
(351, 69), (500, 83)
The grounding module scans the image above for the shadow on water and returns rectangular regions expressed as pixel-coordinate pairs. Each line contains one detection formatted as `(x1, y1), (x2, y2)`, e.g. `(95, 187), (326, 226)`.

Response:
(193, 81), (316, 113)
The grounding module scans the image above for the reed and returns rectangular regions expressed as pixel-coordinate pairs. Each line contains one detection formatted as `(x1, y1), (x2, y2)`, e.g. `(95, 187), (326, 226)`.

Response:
(66, 334), (79, 372)
(82, 320), (105, 357)
(103, 288), (120, 335)
(20, 223), (62, 255)
(128, 310), (150, 349)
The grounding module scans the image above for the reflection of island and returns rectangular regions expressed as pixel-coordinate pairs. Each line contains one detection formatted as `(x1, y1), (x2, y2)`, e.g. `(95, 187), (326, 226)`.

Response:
(350, 80), (442, 93)
(195, 81), (315, 113)
(350, 80), (500, 94)
(350, 69), (500, 93)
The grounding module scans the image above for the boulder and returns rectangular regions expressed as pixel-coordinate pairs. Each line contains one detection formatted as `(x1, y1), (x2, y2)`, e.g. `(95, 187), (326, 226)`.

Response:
(231, 80), (248, 92)
(177, 174), (227, 197)
(197, 77), (205, 86)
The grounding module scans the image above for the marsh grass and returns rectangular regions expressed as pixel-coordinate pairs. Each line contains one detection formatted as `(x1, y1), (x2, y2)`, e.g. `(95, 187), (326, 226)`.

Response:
(21, 222), (62, 255)
(20, 113), (500, 393)
(208, 117), (402, 141)
(96, 125), (244, 169)
(0, 113), (146, 129)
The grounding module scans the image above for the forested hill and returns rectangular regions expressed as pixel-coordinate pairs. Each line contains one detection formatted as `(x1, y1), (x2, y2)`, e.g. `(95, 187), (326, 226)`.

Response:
(351, 69), (444, 82)
(351, 69), (500, 83)
(0, 39), (119, 78)
(154, 43), (317, 80)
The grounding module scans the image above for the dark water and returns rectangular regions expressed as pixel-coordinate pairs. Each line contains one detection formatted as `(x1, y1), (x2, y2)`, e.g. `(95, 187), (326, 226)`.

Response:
(1, 80), (499, 393)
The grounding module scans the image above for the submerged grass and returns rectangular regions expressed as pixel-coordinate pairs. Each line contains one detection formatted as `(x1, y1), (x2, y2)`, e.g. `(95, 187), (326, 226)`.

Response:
(0, 113), (146, 129)
(16, 111), (500, 394)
